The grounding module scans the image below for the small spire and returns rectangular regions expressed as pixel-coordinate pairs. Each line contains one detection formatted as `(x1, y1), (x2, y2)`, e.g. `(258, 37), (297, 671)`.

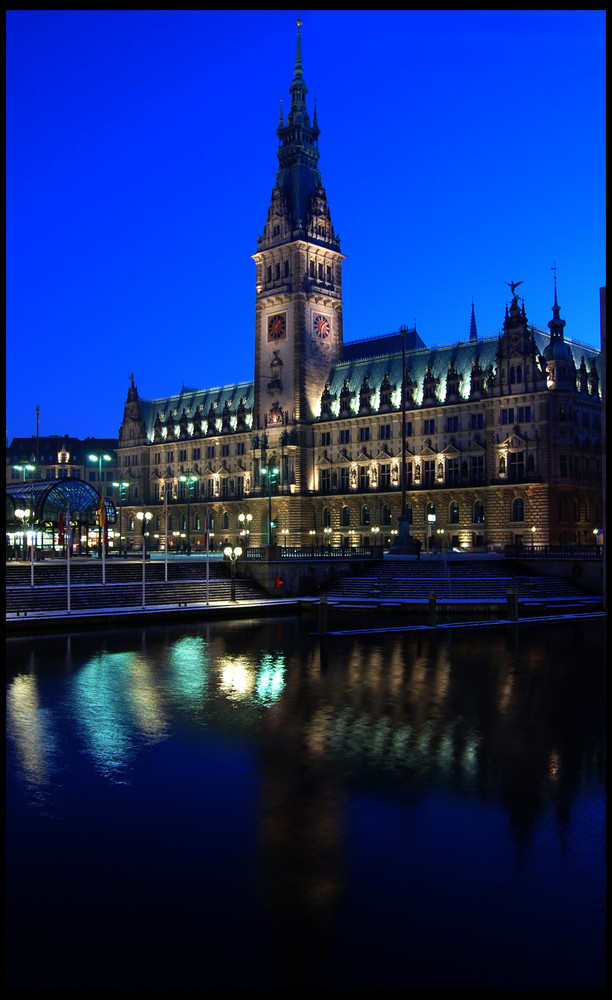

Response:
(469, 299), (478, 341)
(548, 262), (566, 340)
(295, 12), (303, 75)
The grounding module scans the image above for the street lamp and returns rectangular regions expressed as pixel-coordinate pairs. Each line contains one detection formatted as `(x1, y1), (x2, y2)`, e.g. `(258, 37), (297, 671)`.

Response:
(178, 471), (198, 554)
(88, 453), (112, 557)
(13, 464), (35, 568)
(112, 481), (130, 557)
(261, 466), (279, 545)
(14, 507), (34, 585)
(238, 511), (252, 545)
(136, 510), (153, 608)
(223, 545), (243, 601)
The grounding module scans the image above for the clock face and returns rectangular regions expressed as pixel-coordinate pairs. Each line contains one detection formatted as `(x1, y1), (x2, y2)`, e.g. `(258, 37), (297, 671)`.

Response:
(313, 314), (330, 339)
(267, 313), (287, 341)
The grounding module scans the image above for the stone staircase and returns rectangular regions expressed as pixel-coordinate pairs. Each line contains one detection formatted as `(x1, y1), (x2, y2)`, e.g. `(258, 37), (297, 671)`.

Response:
(322, 559), (594, 606)
(6, 559), (267, 614)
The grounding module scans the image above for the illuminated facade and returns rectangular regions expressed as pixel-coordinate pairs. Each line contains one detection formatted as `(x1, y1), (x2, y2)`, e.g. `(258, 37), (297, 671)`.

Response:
(117, 22), (602, 554)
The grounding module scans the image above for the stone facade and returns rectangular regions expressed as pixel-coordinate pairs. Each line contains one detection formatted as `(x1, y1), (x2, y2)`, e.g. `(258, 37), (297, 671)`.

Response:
(116, 24), (602, 556)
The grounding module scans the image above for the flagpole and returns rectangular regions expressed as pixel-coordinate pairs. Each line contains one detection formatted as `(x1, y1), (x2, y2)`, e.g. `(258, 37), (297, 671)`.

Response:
(164, 485), (168, 584)
(100, 493), (106, 585)
(66, 503), (71, 615)
(206, 507), (210, 605)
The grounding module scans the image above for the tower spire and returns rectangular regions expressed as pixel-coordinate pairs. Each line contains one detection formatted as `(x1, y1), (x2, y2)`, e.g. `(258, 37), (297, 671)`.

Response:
(548, 262), (566, 341)
(469, 299), (478, 341)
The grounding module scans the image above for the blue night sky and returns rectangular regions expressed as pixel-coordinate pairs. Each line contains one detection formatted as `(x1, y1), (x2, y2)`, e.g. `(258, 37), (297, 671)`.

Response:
(6, 9), (606, 443)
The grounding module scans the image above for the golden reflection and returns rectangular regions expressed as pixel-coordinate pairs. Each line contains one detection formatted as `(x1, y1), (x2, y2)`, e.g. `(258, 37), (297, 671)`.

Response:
(548, 749), (561, 782)
(219, 657), (256, 701)
(307, 706), (334, 756)
(6, 674), (53, 789)
(497, 668), (515, 714)
(127, 656), (170, 744)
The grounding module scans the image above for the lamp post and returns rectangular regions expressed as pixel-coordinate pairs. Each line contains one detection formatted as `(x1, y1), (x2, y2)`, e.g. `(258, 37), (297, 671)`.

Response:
(136, 510), (152, 608)
(88, 453), (112, 557)
(223, 545), (243, 602)
(13, 464), (35, 566)
(261, 466), (279, 545)
(238, 511), (252, 546)
(112, 481), (130, 557)
(178, 471), (198, 554)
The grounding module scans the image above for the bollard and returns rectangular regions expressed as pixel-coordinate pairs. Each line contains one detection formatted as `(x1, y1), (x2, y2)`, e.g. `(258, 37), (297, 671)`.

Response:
(319, 594), (328, 635)
(428, 591), (437, 627)
(506, 587), (519, 621)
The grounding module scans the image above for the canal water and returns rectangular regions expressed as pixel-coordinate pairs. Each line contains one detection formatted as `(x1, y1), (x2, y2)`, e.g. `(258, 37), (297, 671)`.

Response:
(6, 615), (605, 990)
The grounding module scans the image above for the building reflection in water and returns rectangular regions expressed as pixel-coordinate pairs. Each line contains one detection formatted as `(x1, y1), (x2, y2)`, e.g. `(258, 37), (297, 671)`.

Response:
(6, 615), (605, 989)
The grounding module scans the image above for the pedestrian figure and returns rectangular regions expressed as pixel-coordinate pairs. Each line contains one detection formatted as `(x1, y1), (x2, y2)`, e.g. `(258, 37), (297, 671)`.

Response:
(415, 538), (422, 560)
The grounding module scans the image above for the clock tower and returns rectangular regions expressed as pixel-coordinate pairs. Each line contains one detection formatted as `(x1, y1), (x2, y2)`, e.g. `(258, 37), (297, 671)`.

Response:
(253, 17), (344, 493)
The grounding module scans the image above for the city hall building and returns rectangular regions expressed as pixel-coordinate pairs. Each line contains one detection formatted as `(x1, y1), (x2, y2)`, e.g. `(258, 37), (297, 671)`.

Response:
(116, 22), (603, 556)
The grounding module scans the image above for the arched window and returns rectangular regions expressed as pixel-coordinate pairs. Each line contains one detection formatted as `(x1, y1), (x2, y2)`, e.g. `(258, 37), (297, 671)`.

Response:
(473, 500), (485, 524)
(194, 515), (201, 530)
(449, 501), (459, 524)
(511, 498), (524, 522)
(341, 506), (350, 527)
(361, 505), (370, 526)
(381, 504), (391, 526)
(322, 506), (331, 528)
(222, 512), (230, 530)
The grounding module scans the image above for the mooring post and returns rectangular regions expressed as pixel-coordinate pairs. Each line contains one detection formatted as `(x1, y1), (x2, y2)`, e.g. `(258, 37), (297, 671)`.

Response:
(506, 587), (519, 621)
(319, 594), (328, 635)
(428, 591), (437, 627)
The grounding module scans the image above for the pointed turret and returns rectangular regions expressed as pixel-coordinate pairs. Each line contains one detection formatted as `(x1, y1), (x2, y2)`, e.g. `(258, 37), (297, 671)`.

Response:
(469, 300), (478, 341)
(274, 16), (322, 231)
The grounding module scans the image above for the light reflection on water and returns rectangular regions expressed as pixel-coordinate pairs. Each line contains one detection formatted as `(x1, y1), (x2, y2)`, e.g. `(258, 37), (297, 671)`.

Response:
(6, 616), (605, 990)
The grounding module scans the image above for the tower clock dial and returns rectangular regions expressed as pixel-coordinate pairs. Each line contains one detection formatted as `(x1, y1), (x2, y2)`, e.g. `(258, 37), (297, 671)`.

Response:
(313, 314), (330, 339)
(268, 313), (287, 341)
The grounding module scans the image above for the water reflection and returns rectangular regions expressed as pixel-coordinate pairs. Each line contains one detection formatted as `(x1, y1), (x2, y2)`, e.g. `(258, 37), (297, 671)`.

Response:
(6, 617), (605, 990)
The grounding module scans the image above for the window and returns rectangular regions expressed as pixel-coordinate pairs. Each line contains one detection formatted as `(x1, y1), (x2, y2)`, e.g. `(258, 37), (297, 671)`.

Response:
(517, 406), (531, 423)
(381, 504), (391, 525)
(473, 501), (485, 523)
(423, 461), (435, 486)
(508, 451), (524, 481)
(192, 448), (200, 460)
(449, 501), (459, 524)
(179, 449), (187, 462)
(340, 429), (351, 444)
(511, 498), (525, 522)
(321, 432), (331, 446)
(501, 408), (514, 425)
(359, 427), (370, 442)
(361, 505), (370, 526)
(379, 464), (391, 488)
(471, 455), (485, 482)
(221, 444), (230, 457)
(446, 458), (460, 483)
(358, 466), (370, 489)
(423, 418), (435, 434)
(447, 416), (459, 432)
(380, 424), (391, 440)
(322, 507), (331, 528)
(341, 506), (350, 527)
(471, 413), (484, 429)
(339, 467), (350, 492)
(319, 469), (331, 492)
(207, 446), (215, 459)
(405, 421), (413, 437)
